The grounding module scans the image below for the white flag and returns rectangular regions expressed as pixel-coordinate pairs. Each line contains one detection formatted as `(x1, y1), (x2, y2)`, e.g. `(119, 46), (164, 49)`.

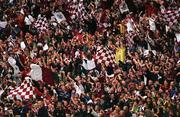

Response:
(29, 64), (42, 81)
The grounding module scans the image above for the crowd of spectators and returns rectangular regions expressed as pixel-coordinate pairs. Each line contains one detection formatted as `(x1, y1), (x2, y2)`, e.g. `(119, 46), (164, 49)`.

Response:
(0, 0), (179, 117)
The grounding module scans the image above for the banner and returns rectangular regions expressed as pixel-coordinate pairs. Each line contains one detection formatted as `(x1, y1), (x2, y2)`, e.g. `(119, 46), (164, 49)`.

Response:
(53, 12), (66, 23)
(119, 1), (129, 14)
(115, 47), (125, 63)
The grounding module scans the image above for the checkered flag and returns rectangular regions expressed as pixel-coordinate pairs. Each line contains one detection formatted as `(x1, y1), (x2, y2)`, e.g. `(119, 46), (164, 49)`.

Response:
(67, 0), (78, 19)
(8, 77), (36, 100)
(96, 46), (115, 66)
(124, 17), (139, 40)
(77, 0), (87, 20)
(67, 0), (87, 20)
(125, 31), (137, 40)
(161, 9), (180, 27)
(33, 16), (49, 33)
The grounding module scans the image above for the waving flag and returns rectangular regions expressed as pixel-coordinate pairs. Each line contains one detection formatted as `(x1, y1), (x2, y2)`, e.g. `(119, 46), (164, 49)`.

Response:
(96, 46), (115, 66)
(34, 15), (49, 33)
(29, 64), (54, 86)
(67, 0), (78, 19)
(67, 0), (86, 20)
(53, 12), (66, 23)
(29, 64), (42, 81)
(123, 15), (140, 49)
(77, 0), (87, 20)
(8, 77), (36, 100)
(119, 1), (129, 14)
(161, 8), (180, 27)
(115, 47), (126, 63)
